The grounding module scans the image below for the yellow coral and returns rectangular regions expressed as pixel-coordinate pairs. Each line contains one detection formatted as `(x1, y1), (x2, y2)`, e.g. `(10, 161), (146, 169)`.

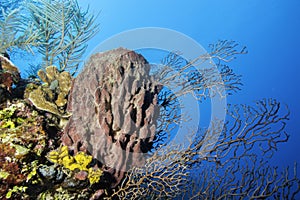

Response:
(37, 70), (48, 85)
(0, 104), (18, 119)
(74, 152), (92, 169)
(66, 163), (82, 171)
(48, 146), (90, 170)
(61, 156), (74, 166)
(1, 120), (15, 129)
(45, 66), (59, 83)
(47, 146), (103, 184)
(48, 146), (70, 163)
(88, 168), (103, 185)
(57, 71), (72, 94)
(55, 93), (68, 107)
(59, 146), (69, 158)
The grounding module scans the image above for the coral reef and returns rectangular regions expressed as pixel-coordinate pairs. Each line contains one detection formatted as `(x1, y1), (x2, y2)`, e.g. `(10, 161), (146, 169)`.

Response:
(1, 46), (298, 199)
(47, 145), (103, 185)
(0, 100), (102, 199)
(62, 48), (161, 195)
(0, 55), (21, 103)
(0, 102), (47, 157)
(27, 66), (72, 120)
(0, 101), (47, 199)
(0, 48), (166, 199)
(0, 143), (26, 199)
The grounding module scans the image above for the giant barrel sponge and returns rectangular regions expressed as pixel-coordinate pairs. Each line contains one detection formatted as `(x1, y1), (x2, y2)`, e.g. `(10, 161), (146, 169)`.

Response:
(62, 48), (161, 189)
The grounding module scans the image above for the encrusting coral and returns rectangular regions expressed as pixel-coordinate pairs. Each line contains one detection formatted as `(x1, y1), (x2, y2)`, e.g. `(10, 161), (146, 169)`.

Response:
(27, 66), (72, 119)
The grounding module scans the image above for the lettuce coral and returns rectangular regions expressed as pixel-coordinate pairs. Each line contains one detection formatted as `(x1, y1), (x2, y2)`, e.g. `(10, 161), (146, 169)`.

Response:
(28, 66), (72, 119)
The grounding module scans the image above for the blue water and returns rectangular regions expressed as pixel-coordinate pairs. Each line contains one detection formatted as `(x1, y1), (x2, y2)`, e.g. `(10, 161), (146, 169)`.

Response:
(76, 0), (300, 169)
(10, 0), (300, 198)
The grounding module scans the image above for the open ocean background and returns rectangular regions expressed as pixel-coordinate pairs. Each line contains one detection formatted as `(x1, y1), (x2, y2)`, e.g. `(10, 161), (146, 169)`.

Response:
(74, 0), (300, 170)
(13, 0), (300, 196)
